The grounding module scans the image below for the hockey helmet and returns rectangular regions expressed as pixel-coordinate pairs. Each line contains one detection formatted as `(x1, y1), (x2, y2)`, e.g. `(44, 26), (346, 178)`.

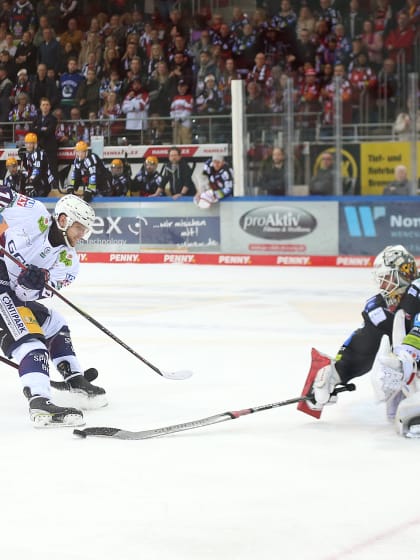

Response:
(24, 132), (37, 144)
(54, 194), (95, 245)
(110, 158), (123, 176)
(373, 245), (418, 300)
(145, 156), (158, 167)
(6, 156), (17, 167)
(74, 140), (89, 160)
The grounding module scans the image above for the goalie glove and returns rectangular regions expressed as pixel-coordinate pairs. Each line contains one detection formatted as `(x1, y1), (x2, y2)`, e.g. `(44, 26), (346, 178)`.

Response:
(372, 336), (417, 401)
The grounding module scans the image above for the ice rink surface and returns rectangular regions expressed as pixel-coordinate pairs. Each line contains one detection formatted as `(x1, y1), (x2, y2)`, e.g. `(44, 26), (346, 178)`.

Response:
(2, 263), (420, 560)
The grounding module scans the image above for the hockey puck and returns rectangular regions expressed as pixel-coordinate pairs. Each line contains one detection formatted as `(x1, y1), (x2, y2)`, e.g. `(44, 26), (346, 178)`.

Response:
(73, 429), (87, 438)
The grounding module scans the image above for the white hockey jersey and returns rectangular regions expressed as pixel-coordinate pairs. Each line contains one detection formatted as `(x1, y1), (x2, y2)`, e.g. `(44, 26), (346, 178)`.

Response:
(0, 194), (79, 292)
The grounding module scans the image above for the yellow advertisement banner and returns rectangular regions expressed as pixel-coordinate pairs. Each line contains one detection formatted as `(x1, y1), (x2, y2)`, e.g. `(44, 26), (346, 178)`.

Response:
(360, 142), (417, 195)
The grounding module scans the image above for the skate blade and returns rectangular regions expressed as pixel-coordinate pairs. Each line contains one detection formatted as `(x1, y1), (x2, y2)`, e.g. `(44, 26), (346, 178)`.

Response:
(51, 388), (108, 410)
(31, 412), (85, 428)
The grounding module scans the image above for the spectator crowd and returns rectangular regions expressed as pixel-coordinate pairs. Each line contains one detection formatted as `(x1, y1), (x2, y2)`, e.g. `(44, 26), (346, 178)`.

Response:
(0, 0), (419, 197)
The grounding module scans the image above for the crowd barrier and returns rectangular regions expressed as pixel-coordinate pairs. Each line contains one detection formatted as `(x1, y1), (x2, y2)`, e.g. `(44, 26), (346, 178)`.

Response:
(43, 195), (418, 266)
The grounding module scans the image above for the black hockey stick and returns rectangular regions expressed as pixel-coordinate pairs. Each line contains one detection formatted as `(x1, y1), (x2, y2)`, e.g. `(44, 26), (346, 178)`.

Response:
(0, 353), (98, 390)
(73, 383), (356, 440)
(0, 247), (192, 381)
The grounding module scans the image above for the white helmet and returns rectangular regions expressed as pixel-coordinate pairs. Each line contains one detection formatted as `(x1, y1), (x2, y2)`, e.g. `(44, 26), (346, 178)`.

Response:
(373, 245), (418, 301)
(54, 194), (95, 245)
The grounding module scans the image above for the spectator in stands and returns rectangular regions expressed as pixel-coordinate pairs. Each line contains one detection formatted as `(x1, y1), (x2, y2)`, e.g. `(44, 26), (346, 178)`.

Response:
(372, 0), (393, 34)
(37, 26), (63, 76)
(29, 63), (60, 109)
(271, 0), (297, 32)
(384, 10), (416, 68)
(10, 0), (36, 39)
(309, 151), (335, 195)
(213, 23), (235, 66)
(102, 45), (121, 78)
(14, 30), (37, 76)
(31, 96), (58, 181)
(59, 0), (80, 33)
(170, 79), (193, 144)
(383, 165), (413, 195)
(297, 67), (322, 140)
(75, 68), (100, 119)
(246, 52), (273, 96)
(68, 106), (85, 145)
(320, 63), (352, 135)
(121, 76), (150, 141)
(8, 91), (37, 146)
(147, 113), (171, 145)
(348, 51), (378, 121)
(218, 57), (240, 113)
(160, 146), (197, 199)
(295, 26), (317, 69)
(0, 49), (16, 79)
(342, 0), (365, 40)
(10, 67), (30, 104)
(59, 17), (83, 55)
(195, 50), (219, 96)
(147, 60), (175, 116)
(100, 69), (123, 101)
(191, 29), (212, 67)
(98, 90), (123, 142)
(258, 146), (287, 196)
(315, 0), (342, 33)
(32, 14), (54, 49)
(296, 5), (316, 36)
(36, 0), (60, 31)
(195, 73), (224, 117)
(376, 57), (399, 122)
(232, 22), (258, 75)
(145, 43), (165, 82)
(59, 56), (84, 117)
(361, 19), (384, 71)
(53, 106), (72, 148)
(78, 30), (103, 71)
(168, 50), (194, 89)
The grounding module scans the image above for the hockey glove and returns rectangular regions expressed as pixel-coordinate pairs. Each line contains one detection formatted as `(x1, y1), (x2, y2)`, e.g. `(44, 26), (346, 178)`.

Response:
(83, 184), (96, 203)
(16, 265), (50, 302)
(376, 345), (416, 401)
(25, 184), (36, 197)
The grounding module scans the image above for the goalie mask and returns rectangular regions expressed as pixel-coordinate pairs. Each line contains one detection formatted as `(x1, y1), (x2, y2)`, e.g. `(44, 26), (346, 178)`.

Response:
(373, 245), (418, 302)
(54, 194), (95, 246)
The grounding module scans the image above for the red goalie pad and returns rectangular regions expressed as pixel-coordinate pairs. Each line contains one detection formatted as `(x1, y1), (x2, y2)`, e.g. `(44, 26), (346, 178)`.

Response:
(297, 348), (332, 419)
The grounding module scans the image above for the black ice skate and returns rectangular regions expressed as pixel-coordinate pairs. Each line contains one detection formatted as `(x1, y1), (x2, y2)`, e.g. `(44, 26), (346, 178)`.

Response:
(56, 361), (108, 409)
(23, 387), (85, 428)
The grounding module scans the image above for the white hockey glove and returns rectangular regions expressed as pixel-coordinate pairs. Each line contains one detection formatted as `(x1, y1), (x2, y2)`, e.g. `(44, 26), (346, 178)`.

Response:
(195, 189), (218, 209)
(312, 362), (341, 407)
(374, 339), (417, 401)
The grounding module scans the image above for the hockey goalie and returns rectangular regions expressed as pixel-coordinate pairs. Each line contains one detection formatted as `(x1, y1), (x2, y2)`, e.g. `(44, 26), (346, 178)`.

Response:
(298, 245), (420, 438)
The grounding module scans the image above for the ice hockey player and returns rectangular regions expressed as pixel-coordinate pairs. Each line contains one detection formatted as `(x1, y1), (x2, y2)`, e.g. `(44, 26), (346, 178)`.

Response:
(68, 140), (112, 202)
(194, 156), (233, 208)
(299, 245), (420, 438)
(131, 155), (163, 196)
(19, 132), (56, 197)
(0, 192), (107, 427)
(3, 156), (26, 193)
(109, 158), (131, 196)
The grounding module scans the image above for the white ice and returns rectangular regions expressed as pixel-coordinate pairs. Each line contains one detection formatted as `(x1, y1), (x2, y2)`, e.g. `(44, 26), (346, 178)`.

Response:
(1, 263), (420, 560)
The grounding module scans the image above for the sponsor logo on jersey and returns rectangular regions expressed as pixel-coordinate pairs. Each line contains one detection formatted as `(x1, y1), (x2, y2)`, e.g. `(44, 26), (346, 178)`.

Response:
(0, 293), (28, 340)
(59, 250), (73, 267)
(239, 206), (317, 240)
(38, 216), (49, 233)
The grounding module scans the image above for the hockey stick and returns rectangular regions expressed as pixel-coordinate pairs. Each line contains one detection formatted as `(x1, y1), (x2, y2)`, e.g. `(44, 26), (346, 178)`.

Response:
(73, 383), (356, 440)
(0, 247), (192, 381)
(0, 353), (98, 390)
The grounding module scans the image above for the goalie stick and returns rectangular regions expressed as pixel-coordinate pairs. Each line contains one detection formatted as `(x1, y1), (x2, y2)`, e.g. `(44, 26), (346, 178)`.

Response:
(0, 247), (192, 381)
(73, 384), (356, 440)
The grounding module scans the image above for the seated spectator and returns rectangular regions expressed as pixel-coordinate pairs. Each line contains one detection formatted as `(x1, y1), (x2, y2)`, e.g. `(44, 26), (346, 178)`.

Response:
(195, 50), (219, 96)
(194, 156), (233, 208)
(170, 79), (193, 144)
(160, 146), (197, 199)
(258, 147), (287, 195)
(131, 156), (164, 197)
(309, 151), (352, 195)
(100, 69), (123, 101)
(80, 51), (102, 79)
(383, 165), (413, 195)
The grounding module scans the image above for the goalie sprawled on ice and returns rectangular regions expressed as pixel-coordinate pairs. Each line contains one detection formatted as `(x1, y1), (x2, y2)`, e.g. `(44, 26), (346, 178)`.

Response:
(299, 245), (420, 438)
